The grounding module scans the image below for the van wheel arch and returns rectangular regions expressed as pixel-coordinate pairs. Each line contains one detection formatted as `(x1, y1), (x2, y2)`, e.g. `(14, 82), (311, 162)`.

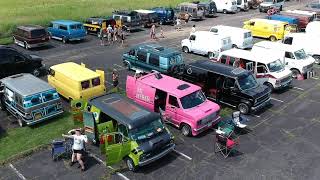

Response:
(269, 35), (277, 42)
(180, 122), (192, 136)
(264, 82), (274, 92)
(223, 9), (227, 14)
(24, 41), (29, 50)
(290, 68), (300, 79)
(238, 102), (251, 114)
(232, 44), (238, 48)
(17, 116), (26, 127)
(182, 46), (189, 53)
(124, 156), (137, 172)
(62, 37), (67, 44)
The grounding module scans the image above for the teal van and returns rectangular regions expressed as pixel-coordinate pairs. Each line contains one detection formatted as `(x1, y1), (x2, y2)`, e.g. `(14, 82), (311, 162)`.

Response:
(122, 44), (185, 76)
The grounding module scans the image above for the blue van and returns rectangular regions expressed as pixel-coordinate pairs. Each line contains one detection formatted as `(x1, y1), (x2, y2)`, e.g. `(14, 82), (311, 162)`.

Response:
(122, 44), (185, 76)
(266, 15), (299, 25)
(47, 20), (86, 43)
(151, 7), (175, 25)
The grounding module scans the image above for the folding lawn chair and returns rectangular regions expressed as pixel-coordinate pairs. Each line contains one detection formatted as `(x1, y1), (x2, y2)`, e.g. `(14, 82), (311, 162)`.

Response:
(51, 138), (73, 161)
(214, 133), (239, 158)
(231, 111), (247, 129)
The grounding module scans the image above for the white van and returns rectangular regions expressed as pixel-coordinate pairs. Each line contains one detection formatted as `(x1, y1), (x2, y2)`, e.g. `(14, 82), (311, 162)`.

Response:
(282, 33), (320, 64)
(305, 21), (320, 36)
(236, 0), (249, 11)
(259, 0), (284, 12)
(214, 48), (292, 90)
(209, 25), (253, 49)
(181, 31), (232, 57)
(212, 0), (238, 14)
(252, 41), (315, 78)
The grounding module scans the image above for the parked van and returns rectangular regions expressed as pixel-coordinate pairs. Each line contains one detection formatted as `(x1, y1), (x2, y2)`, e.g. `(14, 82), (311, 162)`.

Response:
(151, 7), (175, 25)
(209, 25), (253, 49)
(112, 11), (142, 32)
(194, 1), (217, 17)
(282, 33), (320, 64)
(182, 60), (271, 114)
(47, 20), (86, 44)
(259, 0), (284, 12)
(48, 62), (106, 100)
(126, 72), (221, 136)
(83, 17), (116, 37)
(212, 0), (238, 14)
(281, 12), (313, 30)
(181, 31), (232, 58)
(243, 18), (297, 41)
(122, 44), (184, 76)
(71, 93), (175, 171)
(177, 2), (205, 20)
(13, 25), (50, 50)
(0, 74), (63, 127)
(305, 21), (320, 35)
(252, 41), (315, 78)
(134, 10), (160, 28)
(285, 10), (316, 21)
(214, 48), (292, 90)
(266, 15), (299, 26)
(236, 0), (249, 11)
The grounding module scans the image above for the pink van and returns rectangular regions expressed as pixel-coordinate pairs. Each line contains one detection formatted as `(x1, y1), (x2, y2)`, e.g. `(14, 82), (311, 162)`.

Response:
(126, 72), (221, 136)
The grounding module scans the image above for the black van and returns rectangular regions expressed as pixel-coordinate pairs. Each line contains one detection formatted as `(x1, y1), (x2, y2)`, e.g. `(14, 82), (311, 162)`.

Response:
(0, 46), (45, 79)
(182, 60), (271, 114)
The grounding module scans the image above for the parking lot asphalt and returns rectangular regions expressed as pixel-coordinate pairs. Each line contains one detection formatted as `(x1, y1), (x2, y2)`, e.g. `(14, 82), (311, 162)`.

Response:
(1, 1), (319, 180)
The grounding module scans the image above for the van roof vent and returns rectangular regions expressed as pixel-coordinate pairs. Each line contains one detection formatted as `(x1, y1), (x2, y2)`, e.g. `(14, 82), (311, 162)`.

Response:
(154, 72), (163, 79)
(231, 68), (246, 75)
(177, 84), (190, 90)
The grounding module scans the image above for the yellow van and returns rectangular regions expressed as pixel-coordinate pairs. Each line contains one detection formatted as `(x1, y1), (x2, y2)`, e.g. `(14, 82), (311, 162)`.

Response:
(243, 18), (297, 41)
(48, 62), (106, 100)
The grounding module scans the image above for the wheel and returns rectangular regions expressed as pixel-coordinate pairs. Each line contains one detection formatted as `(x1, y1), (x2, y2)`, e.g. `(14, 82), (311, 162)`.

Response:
(181, 124), (192, 136)
(237, 7), (241, 12)
(238, 103), (250, 114)
(125, 157), (136, 172)
(32, 68), (41, 77)
(182, 46), (189, 53)
(123, 61), (131, 70)
(312, 55), (320, 64)
(291, 69), (300, 79)
(269, 36), (277, 42)
(279, 5), (282, 11)
(62, 37), (67, 44)
(264, 82), (274, 92)
(223, 9), (227, 14)
(232, 44), (238, 48)
(24, 42), (29, 50)
(17, 116), (25, 127)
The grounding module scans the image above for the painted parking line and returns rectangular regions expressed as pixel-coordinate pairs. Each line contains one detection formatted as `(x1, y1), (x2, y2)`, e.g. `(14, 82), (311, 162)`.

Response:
(293, 86), (304, 91)
(173, 149), (192, 161)
(270, 97), (284, 103)
(9, 163), (26, 180)
(88, 152), (130, 180)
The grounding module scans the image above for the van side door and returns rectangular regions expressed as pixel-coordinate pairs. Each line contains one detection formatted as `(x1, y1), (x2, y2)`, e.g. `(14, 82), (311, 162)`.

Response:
(188, 34), (197, 53)
(147, 53), (160, 72)
(136, 50), (149, 71)
(105, 132), (131, 166)
(221, 77), (239, 106)
(256, 62), (268, 85)
(165, 95), (180, 126)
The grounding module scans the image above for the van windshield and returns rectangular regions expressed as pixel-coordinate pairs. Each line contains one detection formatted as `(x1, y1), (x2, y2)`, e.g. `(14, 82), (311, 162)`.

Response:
(129, 119), (164, 141)
(180, 90), (206, 109)
(294, 49), (307, 60)
(267, 59), (284, 72)
(238, 74), (258, 90)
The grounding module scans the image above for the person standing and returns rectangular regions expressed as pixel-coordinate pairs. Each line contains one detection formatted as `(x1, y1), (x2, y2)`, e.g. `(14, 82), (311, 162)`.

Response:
(160, 26), (165, 38)
(150, 24), (156, 39)
(112, 69), (119, 88)
(113, 25), (118, 42)
(191, 25), (196, 34)
(62, 129), (88, 172)
(107, 24), (113, 45)
(99, 27), (107, 46)
(119, 27), (125, 47)
(176, 18), (181, 31)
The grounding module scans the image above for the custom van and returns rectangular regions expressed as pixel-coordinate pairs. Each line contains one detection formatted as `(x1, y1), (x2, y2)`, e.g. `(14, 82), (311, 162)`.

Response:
(212, 0), (238, 14)
(193, 1), (217, 17)
(83, 17), (116, 37)
(0, 74), (63, 127)
(71, 93), (175, 171)
(259, 0), (284, 12)
(126, 72), (221, 136)
(134, 10), (160, 28)
(112, 11), (142, 32)
(266, 15), (299, 26)
(151, 7), (175, 25)
(214, 48), (292, 91)
(13, 25), (50, 49)
(177, 2), (205, 20)
(243, 18), (297, 41)
(209, 25), (253, 49)
(281, 11), (313, 30)
(252, 41), (315, 78)
(282, 33), (320, 64)
(47, 20), (86, 44)
(181, 31), (232, 58)
(48, 62), (106, 100)
(182, 60), (271, 114)
(122, 44), (185, 76)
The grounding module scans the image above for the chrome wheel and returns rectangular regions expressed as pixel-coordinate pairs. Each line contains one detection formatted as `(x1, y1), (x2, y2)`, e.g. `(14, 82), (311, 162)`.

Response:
(181, 124), (191, 136)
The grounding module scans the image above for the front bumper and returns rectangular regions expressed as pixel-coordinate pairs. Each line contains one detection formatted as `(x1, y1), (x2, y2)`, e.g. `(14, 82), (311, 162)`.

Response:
(138, 143), (175, 166)
(25, 109), (64, 126)
(274, 79), (292, 89)
(251, 98), (271, 112)
(69, 37), (85, 41)
(193, 116), (221, 135)
(28, 42), (49, 48)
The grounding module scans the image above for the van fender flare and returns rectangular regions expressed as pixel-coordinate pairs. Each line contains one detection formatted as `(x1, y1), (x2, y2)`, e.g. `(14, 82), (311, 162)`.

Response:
(239, 99), (252, 108)
(179, 121), (193, 130)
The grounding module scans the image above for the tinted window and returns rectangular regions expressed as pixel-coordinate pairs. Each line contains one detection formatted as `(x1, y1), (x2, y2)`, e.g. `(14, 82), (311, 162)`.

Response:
(257, 63), (267, 73)
(169, 95), (180, 108)
(15, 94), (23, 106)
(149, 54), (159, 66)
(59, 25), (68, 30)
(137, 51), (147, 62)
(224, 78), (235, 88)
(31, 29), (46, 38)
(189, 35), (196, 40)
(81, 80), (90, 90)
(285, 51), (295, 59)
(70, 24), (83, 30)
(92, 77), (101, 87)
(283, 37), (293, 45)
(219, 55), (227, 64)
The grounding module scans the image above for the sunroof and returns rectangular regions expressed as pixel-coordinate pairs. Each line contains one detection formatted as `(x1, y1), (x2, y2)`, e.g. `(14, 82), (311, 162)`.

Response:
(108, 99), (143, 119)
(177, 84), (190, 90)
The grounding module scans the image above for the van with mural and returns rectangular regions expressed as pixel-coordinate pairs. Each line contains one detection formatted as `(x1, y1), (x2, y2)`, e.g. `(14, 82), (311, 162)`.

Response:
(126, 72), (221, 137)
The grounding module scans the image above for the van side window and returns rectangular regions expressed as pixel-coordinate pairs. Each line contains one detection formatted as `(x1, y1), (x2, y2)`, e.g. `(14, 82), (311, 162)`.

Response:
(189, 35), (196, 41)
(137, 51), (147, 62)
(249, 21), (255, 26)
(169, 95), (180, 108)
(81, 80), (90, 90)
(229, 57), (236, 66)
(128, 49), (135, 56)
(257, 63), (267, 73)
(283, 37), (293, 45)
(149, 54), (160, 66)
(48, 23), (53, 28)
(92, 77), (101, 87)
(224, 78), (235, 88)
(59, 25), (68, 31)
(285, 52), (295, 59)
(220, 55), (227, 64)
(15, 94), (23, 106)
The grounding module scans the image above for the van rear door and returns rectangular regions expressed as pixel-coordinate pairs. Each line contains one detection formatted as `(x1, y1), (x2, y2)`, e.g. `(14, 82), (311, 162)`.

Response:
(126, 76), (137, 99)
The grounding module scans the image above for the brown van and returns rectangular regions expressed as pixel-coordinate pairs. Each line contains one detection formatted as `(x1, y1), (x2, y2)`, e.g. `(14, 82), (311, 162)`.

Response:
(13, 25), (50, 50)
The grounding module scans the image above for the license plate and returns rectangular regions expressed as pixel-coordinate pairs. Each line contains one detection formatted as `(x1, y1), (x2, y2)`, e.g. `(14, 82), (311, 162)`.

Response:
(35, 113), (42, 120)
(207, 122), (213, 127)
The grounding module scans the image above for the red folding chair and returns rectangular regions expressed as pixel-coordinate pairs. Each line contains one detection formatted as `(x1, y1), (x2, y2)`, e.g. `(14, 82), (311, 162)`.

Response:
(214, 133), (239, 158)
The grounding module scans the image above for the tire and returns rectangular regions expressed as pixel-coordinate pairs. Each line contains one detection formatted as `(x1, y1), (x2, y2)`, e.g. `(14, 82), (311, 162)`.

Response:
(232, 44), (238, 48)
(125, 157), (136, 172)
(223, 9), (227, 14)
(181, 124), (192, 136)
(269, 36), (277, 42)
(24, 42), (29, 50)
(32, 68), (41, 77)
(238, 103), (250, 114)
(182, 46), (189, 53)
(237, 7), (241, 12)
(279, 5), (282, 11)
(123, 61), (131, 70)
(291, 69), (300, 79)
(18, 116), (25, 127)
(62, 37), (67, 44)
(312, 55), (320, 64)
(264, 82), (274, 92)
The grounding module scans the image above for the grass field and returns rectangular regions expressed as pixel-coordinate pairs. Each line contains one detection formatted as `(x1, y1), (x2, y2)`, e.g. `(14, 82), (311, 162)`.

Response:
(0, 0), (189, 44)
